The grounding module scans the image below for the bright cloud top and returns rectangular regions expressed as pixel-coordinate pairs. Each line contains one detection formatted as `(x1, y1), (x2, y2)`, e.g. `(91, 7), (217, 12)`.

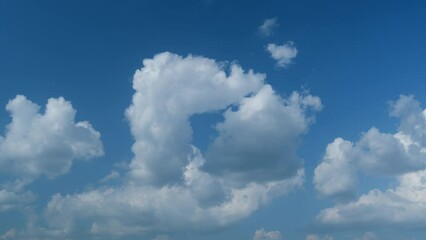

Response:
(43, 52), (322, 237)
(266, 42), (298, 68)
(0, 96), (104, 180)
(315, 95), (426, 229)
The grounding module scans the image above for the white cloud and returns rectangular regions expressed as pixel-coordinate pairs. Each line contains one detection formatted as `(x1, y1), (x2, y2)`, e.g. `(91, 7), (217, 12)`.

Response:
(259, 18), (279, 37)
(253, 228), (282, 240)
(317, 169), (426, 228)
(205, 86), (322, 185)
(306, 234), (334, 240)
(126, 52), (265, 186)
(0, 95), (104, 179)
(42, 52), (320, 237)
(98, 170), (120, 183)
(313, 138), (358, 201)
(266, 42), (298, 68)
(0, 95), (103, 218)
(314, 95), (426, 201)
(316, 95), (426, 229)
(0, 189), (34, 212)
(44, 151), (305, 236)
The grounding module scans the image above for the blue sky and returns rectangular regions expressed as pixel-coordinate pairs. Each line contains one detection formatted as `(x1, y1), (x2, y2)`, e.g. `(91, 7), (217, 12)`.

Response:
(1, 1), (426, 239)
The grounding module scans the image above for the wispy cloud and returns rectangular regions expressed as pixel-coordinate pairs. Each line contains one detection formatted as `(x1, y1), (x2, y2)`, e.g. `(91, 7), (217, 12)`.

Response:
(259, 18), (279, 37)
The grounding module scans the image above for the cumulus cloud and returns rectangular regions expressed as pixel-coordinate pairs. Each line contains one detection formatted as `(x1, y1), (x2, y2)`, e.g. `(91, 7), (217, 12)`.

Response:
(0, 95), (103, 217)
(0, 95), (104, 180)
(266, 42), (298, 68)
(259, 18), (279, 37)
(316, 95), (426, 229)
(8, 140), (295, 236)
(44, 148), (305, 236)
(313, 138), (358, 201)
(314, 95), (426, 201)
(205, 86), (322, 185)
(253, 228), (282, 240)
(126, 52), (265, 186)
(42, 52), (321, 237)
(318, 169), (426, 228)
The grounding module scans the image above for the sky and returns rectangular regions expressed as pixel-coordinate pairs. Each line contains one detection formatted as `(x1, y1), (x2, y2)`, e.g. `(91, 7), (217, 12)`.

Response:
(1, 0), (426, 239)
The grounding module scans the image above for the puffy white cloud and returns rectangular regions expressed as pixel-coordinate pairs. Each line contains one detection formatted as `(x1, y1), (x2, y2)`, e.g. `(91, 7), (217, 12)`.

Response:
(205, 86), (322, 185)
(259, 18), (279, 37)
(313, 138), (358, 201)
(125, 52), (265, 186)
(314, 95), (426, 201)
(317, 169), (426, 228)
(306, 234), (333, 240)
(0, 95), (103, 218)
(316, 95), (426, 229)
(253, 228), (282, 240)
(42, 52), (320, 237)
(0, 95), (104, 179)
(266, 42), (298, 68)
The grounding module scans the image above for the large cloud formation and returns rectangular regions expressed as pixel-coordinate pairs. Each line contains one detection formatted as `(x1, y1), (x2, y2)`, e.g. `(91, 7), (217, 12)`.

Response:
(43, 52), (321, 238)
(125, 52), (265, 186)
(315, 95), (426, 229)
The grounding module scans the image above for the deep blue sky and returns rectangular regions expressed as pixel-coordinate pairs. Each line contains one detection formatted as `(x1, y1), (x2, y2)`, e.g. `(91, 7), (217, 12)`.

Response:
(1, 1), (426, 239)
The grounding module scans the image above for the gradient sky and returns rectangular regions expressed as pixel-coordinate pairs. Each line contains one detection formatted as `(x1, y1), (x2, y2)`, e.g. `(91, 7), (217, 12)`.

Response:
(1, 1), (426, 240)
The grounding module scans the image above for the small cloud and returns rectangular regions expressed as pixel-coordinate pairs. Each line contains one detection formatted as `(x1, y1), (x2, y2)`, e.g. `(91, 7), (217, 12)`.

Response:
(266, 42), (298, 68)
(259, 18), (279, 37)
(98, 170), (120, 183)
(253, 228), (282, 240)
